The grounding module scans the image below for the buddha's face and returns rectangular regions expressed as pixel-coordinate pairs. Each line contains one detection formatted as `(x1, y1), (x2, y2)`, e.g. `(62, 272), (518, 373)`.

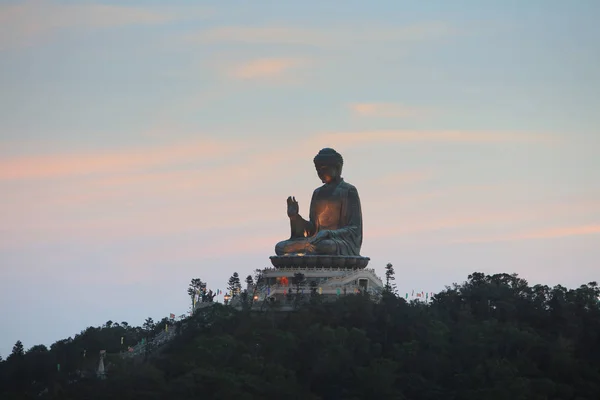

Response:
(315, 163), (340, 184)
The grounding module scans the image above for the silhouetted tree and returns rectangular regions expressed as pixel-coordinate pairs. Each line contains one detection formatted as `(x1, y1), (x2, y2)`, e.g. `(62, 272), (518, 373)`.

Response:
(293, 273), (305, 294)
(245, 274), (254, 297)
(202, 289), (216, 303)
(384, 263), (396, 295)
(254, 269), (264, 286)
(10, 341), (24, 359)
(227, 272), (242, 297)
(187, 278), (206, 309)
(142, 318), (154, 332)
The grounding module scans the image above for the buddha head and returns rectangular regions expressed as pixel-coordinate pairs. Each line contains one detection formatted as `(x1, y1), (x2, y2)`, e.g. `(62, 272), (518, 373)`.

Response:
(313, 148), (343, 184)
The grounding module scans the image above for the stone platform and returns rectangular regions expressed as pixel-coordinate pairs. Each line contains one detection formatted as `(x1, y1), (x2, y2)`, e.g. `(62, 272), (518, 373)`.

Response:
(255, 266), (383, 303)
(269, 255), (370, 269)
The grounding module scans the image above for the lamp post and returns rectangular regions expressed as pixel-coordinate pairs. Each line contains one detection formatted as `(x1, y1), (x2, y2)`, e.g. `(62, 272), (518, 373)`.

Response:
(224, 294), (231, 305)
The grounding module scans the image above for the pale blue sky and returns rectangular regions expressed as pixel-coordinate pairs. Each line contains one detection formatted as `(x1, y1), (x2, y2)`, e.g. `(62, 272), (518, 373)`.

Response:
(0, 0), (599, 356)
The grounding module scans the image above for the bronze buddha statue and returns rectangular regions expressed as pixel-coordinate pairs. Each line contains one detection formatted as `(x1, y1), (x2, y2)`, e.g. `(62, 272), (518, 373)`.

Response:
(275, 148), (363, 257)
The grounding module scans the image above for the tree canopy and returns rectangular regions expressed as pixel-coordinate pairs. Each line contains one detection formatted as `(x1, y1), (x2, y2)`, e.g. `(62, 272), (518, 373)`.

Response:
(1, 272), (599, 399)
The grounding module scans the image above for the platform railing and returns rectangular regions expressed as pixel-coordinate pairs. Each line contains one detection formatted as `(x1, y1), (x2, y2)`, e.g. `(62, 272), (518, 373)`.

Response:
(262, 266), (379, 274)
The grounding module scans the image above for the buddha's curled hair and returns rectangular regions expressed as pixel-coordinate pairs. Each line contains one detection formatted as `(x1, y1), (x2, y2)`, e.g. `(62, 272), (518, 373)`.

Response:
(313, 148), (343, 167)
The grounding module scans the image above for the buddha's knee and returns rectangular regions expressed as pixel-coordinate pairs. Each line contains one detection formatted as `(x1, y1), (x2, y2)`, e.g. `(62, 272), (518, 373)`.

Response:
(275, 240), (287, 256)
(314, 239), (337, 255)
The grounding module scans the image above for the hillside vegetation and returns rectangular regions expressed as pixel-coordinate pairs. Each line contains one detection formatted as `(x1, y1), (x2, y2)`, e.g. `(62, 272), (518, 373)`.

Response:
(1, 272), (599, 399)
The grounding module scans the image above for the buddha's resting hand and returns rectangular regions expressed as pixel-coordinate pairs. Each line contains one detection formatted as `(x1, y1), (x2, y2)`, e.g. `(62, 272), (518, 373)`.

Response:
(309, 230), (330, 244)
(287, 196), (299, 218)
(305, 242), (317, 253)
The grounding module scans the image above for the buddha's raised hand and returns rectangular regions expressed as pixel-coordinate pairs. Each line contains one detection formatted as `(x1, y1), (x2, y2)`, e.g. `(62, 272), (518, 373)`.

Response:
(287, 196), (299, 218)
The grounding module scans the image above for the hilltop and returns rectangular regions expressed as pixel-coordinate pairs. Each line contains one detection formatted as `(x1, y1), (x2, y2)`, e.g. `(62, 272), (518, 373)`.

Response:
(1, 272), (599, 399)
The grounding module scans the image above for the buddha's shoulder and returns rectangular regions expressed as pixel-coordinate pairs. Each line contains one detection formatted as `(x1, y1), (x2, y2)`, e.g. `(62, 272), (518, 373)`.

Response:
(312, 181), (359, 193)
(339, 180), (358, 192)
(312, 180), (359, 194)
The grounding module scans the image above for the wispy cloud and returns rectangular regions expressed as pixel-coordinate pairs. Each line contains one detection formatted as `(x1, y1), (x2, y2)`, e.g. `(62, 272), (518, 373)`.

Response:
(456, 224), (600, 243)
(0, 127), (557, 184)
(0, 129), (569, 252)
(56, 232), (282, 285)
(313, 130), (557, 148)
(370, 170), (434, 186)
(350, 103), (426, 118)
(227, 57), (308, 80)
(192, 22), (454, 47)
(0, 186), (284, 251)
(0, 138), (307, 249)
(196, 26), (323, 46)
(0, 138), (254, 181)
(119, 234), (281, 271)
(365, 189), (600, 240)
(368, 213), (515, 239)
(0, 1), (207, 50)
(1, 127), (553, 181)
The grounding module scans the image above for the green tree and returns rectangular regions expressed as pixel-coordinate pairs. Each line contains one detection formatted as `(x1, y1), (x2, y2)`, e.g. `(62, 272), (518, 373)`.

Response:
(142, 317), (155, 332)
(293, 273), (305, 294)
(187, 278), (206, 309)
(253, 269), (264, 286)
(244, 275), (255, 306)
(384, 263), (396, 295)
(202, 289), (216, 303)
(227, 272), (242, 297)
(9, 341), (24, 359)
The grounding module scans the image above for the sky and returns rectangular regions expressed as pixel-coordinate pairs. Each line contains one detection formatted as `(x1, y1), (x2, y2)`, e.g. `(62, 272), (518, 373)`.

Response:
(0, 0), (599, 356)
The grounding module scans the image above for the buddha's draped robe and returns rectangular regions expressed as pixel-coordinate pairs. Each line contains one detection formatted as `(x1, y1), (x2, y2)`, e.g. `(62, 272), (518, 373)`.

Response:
(275, 179), (363, 256)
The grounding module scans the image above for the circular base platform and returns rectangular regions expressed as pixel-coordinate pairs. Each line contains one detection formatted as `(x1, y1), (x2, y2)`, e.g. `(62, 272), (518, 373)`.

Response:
(269, 255), (370, 269)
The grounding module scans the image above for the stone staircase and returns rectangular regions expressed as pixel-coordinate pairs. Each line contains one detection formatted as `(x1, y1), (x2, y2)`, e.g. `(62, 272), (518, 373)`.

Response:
(121, 302), (217, 358)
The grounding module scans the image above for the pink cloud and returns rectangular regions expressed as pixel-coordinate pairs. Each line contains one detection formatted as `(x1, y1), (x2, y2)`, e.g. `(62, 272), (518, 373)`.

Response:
(119, 234), (282, 271)
(52, 232), (282, 286)
(0, 138), (254, 181)
(0, 128), (552, 183)
(0, 138), (317, 250)
(315, 130), (556, 146)
(364, 189), (600, 240)
(0, 195), (282, 252)
(367, 214), (511, 239)
(0, 157), (291, 251)
(100, 202), (600, 276)
(350, 103), (425, 118)
(369, 170), (434, 186)
(193, 22), (454, 47)
(196, 26), (323, 46)
(0, 131), (578, 253)
(456, 224), (600, 243)
(227, 57), (307, 79)
(0, 1), (207, 49)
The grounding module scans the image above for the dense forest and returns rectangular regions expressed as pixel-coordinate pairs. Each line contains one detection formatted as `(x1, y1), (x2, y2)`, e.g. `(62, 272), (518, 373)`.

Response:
(1, 272), (599, 399)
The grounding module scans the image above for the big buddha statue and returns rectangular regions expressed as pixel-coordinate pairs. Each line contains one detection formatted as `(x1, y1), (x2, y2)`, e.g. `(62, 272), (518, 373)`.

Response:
(274, 148), (363, 257)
